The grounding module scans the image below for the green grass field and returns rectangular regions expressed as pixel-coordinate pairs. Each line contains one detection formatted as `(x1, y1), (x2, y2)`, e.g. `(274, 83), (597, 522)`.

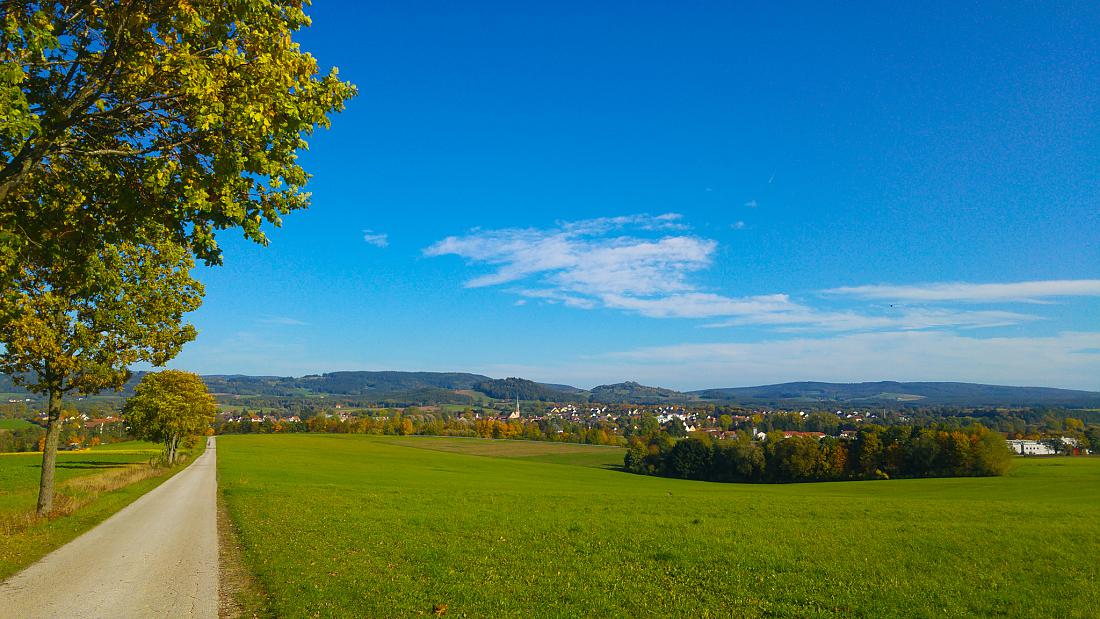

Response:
(0, 418), (34, 431)
(218, 434), (1100, 618)
(0, 440), (202, 579)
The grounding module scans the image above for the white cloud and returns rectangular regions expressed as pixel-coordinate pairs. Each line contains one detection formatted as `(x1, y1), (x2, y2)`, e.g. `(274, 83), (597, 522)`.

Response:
(594, 331), (1100, 391)
(362, 230), (389, 248)
(826, 279), (1100, 303)
(744, 200), (758, 208)
(732, 221), (746, 230)
(703, 308), (1040, 331)
(515, 287), (598, 309)
(258, 316), (310, 326)
(166, 331), (359, 377)
(601, 293), (800, 319)
(425, 214), (751, 314)
(425, 215), (1060, 330)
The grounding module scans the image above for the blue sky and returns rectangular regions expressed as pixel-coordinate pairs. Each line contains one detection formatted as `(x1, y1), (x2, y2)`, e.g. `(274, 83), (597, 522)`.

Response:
(168, 1), (1100, 390)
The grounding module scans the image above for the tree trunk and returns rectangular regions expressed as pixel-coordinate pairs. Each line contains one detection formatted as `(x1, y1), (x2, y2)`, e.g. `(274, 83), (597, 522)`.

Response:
(36, 386), (63, 517)
(166, 435), (179, 465)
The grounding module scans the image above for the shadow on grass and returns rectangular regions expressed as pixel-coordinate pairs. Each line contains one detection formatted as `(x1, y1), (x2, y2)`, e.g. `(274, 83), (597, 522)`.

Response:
(54, 461), (132, 470)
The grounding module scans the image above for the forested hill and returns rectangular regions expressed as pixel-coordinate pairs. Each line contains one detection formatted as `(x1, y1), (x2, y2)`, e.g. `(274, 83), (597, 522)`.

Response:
(284, 371), (492, 395)
(473, 378), (578, 401)
(202, 372), (496, 404)
(691, 381), (1100, 407)
(588, 381), (689, 404)
(0, 371), (495, 400)
(3, 372), (1099, 408)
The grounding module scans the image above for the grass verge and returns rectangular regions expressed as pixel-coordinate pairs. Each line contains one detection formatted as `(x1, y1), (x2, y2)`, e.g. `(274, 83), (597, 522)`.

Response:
(218, 491), (271, 618)
(0, 439), (205, 580)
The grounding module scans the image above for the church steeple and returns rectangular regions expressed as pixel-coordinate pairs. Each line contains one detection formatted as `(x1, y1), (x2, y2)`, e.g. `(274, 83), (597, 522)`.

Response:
(508, 394), (521, 420)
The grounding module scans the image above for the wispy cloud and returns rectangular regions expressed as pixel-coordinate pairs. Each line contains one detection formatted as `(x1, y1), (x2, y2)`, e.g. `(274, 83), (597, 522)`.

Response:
(703, 308), (1041, 331)
(424, 213), (739, 312)
(362, 230), (389, 248)
(826, 279), (1100, 303)
(597, 331), (1100, 391)
(166, 330), (358, 377)
(600, 293), (800, 319)
(258, 316), (310, 326)
(426, 215), (834, 321)
(425, 215), (1059, 330)
(744, 200), (758, 208)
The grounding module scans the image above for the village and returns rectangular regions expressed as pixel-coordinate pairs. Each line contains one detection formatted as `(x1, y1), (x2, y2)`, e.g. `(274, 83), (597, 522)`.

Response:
(209, 400), (1092, 456)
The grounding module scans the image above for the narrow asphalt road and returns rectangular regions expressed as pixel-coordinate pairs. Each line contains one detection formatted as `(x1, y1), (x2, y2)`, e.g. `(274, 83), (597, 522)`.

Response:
(0, 436), (219, 618)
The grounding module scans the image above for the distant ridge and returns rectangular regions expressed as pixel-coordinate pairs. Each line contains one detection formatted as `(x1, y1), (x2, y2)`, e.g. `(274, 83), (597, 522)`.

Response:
(2, 372), (1098, 408)
(690, 381), (1100, 407)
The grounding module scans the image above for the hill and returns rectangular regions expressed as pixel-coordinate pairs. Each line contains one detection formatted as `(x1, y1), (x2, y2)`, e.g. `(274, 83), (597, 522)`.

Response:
(472, 377), (580, 402)
(292, 371), (490, 395)
(4, 371), (1099, 408)
(201, 371), (491, 398)
(588, 381), (689, 404)
(692, 381), (1100, 407)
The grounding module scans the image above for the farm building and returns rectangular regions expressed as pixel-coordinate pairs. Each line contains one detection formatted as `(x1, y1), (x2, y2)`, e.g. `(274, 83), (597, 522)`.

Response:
(1006, 440), (1055, 456)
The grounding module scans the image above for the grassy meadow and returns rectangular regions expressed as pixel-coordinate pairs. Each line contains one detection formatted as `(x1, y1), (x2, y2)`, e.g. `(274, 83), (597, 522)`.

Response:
(0, 418), (34, 431)
(0, 440), (203, 579)
(218, 434), (1100, 618)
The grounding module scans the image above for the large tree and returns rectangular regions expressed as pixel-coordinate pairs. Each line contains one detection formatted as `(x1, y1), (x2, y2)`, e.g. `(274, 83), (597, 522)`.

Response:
(123, 369), (215, 465)
(0, 2), (354, 514)
(0, 0), (356, 269)
(0, 235), (202, 515)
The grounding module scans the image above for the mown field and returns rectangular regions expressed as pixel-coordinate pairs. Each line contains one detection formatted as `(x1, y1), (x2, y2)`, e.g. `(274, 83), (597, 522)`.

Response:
(0, 418), (34, 430)
(218, 435), (1100, 618)
(0, 440), (202, 579)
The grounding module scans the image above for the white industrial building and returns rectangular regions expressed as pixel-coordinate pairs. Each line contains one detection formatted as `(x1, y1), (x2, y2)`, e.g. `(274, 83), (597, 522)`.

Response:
(1006, 439), (1055, 456)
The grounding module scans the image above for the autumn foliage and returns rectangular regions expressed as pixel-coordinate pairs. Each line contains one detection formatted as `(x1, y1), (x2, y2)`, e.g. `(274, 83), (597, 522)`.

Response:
(625, 424), (1014, 483)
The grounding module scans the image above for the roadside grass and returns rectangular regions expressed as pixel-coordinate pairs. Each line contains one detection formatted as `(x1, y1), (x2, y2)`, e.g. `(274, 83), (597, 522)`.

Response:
(218, 492), (271, 619)
(218, 435), (1100, 618)
(0, 439), (204, 580)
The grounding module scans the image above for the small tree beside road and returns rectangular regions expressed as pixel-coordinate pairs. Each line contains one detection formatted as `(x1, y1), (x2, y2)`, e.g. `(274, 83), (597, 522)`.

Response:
(0, 238), (202, 516)
(124, 370), (215, 465)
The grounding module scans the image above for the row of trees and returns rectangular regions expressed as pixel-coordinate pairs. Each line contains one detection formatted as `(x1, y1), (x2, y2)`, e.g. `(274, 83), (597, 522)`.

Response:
(216, 411), (626, 446)
(0, 409), (135, 453)
(625, 425), (1015, 483)
(0, 370), (214, 461)
(0, 425), (44, 452)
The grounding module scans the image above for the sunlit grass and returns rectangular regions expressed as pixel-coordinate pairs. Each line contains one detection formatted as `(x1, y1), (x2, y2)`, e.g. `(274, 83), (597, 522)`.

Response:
(0, 440), (202, 579)
(219, 435), (1100, 618)
(0, 418), (34, 431)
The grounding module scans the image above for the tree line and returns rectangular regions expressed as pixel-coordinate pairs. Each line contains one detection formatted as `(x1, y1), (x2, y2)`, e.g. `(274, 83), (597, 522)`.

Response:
(216, 411), (625, 446)
(0, 424), (44, 452)
(625, 424), (1015, 483)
